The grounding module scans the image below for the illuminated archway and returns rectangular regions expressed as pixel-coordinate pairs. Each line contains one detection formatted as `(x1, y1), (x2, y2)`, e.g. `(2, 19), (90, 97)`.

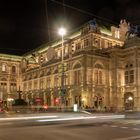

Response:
(124, 92), (134, 110)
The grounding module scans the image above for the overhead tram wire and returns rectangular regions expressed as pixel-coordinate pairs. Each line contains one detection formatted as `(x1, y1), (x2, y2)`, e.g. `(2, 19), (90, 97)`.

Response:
(49, 0), (117, 25)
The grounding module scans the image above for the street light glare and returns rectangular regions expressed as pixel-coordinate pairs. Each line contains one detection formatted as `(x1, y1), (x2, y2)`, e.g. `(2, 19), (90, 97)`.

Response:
(58, 27), (66, 36)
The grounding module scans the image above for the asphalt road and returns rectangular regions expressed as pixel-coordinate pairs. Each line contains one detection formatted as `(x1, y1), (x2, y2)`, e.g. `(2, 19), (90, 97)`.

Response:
(0, 114), (140, 140)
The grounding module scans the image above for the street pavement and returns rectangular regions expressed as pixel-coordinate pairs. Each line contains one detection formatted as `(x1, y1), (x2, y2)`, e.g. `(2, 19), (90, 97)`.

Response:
(0, 112), (139, 139)
(0, 117), (140, 140)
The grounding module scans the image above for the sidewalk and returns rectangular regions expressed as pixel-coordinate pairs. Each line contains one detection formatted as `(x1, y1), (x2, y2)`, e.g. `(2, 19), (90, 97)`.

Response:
(0, 110), (125, 119)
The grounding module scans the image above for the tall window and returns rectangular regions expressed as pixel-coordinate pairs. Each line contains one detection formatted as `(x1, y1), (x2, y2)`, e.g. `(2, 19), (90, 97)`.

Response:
(0, 83), (7, 92)
(84, 38), (90, 47)
(94, 64), (103, 85)
(10, 83), (17, 92)
(87, 69), (92, 84)
(54, 75), (59, 87)
(23, 83), (27, 91)
(65, 73), (70, 85)
(99, 71), (102, 84)
(76, 42), (81, 50)
(64, 46), (68, 55)
(40, 80), (44, 89)
(73, 63), (82, 85)
(74, 70), (81, 85)
(11, 66), (16, 74)
(57, 49), (61, 58)
(125, 64), (134, 84)
(2, 64), (6, 72)
(46, 77), (51, 88)
(34, 81), (37, 90)
(29, 82), (32, 90)
(115, 28), (120, 39)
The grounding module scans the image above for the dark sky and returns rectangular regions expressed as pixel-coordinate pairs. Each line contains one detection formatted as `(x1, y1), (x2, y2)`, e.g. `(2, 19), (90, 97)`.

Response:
(1, 0), (140, 55)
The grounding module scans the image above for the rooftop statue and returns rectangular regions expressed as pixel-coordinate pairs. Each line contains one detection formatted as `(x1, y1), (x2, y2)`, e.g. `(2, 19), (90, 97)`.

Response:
(119, 19), (130, 41)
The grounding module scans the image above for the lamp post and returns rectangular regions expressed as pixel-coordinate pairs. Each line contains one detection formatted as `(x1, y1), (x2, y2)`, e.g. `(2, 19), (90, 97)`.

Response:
(58, 27), (66, 107)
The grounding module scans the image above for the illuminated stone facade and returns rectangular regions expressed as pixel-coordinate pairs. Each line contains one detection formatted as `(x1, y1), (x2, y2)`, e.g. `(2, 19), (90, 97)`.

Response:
(1, 19), (140, 111)
(0, 54), (22, 101)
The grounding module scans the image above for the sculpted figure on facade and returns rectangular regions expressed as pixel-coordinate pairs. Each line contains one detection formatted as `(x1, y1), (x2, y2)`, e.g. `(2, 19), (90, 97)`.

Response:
(119, 19), (130, 41)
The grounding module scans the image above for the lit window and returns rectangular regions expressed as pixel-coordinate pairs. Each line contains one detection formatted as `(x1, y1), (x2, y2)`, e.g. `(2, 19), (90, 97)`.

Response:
(40, 80), (44, 89)
(94, 64), (103, 85)
(125, 71), (129, 84)
(10, 83), (17, 92)
(64, 47), (68, 55)
(54, 75), (59, 87)
(125, 64), (134, 84)
(76, 43), (81, 50)
(58, 49), (61, 58)
(84, 38), (89, 47)
(46, 77), (51, 88)
(115, 28), (120, 39)
(2, 64), (6, 72)
(74, 70), (81, 85)
(11, 66), (16, 74)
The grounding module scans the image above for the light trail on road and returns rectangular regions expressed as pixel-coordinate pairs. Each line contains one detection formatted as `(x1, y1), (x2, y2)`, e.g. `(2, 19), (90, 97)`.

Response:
(0, 115), (58, 121)
(37, 115), (125, 122)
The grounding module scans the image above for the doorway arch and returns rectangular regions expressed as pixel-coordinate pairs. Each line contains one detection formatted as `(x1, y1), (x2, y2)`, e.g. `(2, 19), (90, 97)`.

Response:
(124, 92), (134, 110)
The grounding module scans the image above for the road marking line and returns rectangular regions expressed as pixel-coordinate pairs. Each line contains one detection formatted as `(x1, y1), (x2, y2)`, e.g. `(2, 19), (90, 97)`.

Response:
(0, 122), (13, 125)
(0, 116), (58, 121)
(99, 115), (125, 119)
(102, 124), (108, 127)
(120, 127), (128, 129)
(37, 116), (97, 122)
(132, 128), (140, 131)
(110, 125), (118, 127)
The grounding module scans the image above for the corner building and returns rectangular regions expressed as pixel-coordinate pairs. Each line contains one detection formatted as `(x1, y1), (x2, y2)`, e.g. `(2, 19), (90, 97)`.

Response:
(1, 19), (140, 111)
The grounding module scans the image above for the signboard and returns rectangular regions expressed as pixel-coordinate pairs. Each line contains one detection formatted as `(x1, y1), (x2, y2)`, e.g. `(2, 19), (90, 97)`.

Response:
(73, 104), (78, 112)
(36, 97), (41, 102)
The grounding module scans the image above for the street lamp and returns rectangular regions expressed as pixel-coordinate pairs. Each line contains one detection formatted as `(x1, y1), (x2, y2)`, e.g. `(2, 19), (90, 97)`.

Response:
(58, 27), (66, 107)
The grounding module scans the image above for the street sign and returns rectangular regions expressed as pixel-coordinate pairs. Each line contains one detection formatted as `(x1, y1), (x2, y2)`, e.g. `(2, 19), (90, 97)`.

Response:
(36, 97), (41, 102)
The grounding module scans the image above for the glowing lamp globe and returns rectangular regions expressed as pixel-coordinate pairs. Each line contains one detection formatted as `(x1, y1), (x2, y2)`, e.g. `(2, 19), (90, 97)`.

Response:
(58, 27), (66, 36)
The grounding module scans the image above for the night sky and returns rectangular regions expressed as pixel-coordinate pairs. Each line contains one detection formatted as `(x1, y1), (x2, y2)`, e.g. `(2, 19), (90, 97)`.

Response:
(0, 0), (140, 55)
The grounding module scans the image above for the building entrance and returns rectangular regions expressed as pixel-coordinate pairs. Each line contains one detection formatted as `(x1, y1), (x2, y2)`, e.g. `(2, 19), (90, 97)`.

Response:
(124, 92), (134, 110)
(94, 94), (103, 109)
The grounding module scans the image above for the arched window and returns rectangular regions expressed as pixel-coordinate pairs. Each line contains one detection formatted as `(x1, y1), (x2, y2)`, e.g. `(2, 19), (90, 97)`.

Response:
(125, 63), (134, 84)
(11, 66), (16, 74)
